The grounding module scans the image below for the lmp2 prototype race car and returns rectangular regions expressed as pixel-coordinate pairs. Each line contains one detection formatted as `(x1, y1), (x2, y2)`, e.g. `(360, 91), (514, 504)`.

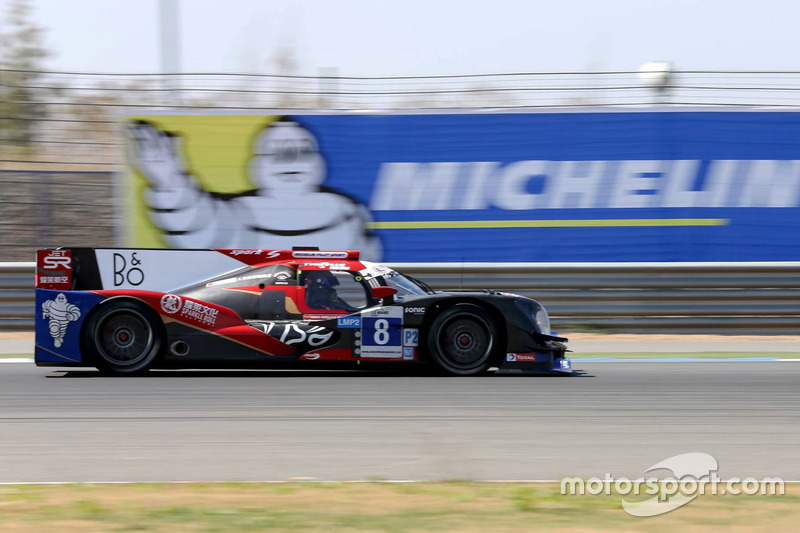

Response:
(35, 248), (572, 376)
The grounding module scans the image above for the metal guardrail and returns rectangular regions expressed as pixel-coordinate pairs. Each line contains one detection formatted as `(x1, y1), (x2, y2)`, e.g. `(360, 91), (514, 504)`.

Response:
(391, 263), (800, 334)
(0, 263), (36, 330)
(3, 262), (799, 334)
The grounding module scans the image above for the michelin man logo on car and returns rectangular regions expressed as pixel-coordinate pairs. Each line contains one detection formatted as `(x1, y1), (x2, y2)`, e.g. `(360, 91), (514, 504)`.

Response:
(41, 293), (81, 348)
(127, 117), (382, 260)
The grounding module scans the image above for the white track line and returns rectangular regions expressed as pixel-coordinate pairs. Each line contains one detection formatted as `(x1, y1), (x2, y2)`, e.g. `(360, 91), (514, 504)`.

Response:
(4, 358), (800, 365)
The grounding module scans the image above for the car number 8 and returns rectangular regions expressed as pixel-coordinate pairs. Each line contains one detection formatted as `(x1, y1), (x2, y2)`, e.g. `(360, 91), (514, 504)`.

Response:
(374, 319), (390, 345)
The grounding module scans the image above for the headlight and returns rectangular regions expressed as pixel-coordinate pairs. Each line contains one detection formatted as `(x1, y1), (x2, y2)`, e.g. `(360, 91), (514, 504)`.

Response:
(535, 307), (551, 335)
(514, 298), (551, 334)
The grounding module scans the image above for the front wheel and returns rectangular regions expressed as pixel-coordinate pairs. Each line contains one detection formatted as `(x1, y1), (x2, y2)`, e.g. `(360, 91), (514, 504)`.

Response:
(427, 304), (500, 375)
(84, 300), (163, 374)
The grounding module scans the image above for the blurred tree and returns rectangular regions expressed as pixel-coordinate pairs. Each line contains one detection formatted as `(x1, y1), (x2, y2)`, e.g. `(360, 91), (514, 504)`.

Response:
(397, 84), (519, 110)
(0, 0), (50, 148)
(270, 45), (318, 109)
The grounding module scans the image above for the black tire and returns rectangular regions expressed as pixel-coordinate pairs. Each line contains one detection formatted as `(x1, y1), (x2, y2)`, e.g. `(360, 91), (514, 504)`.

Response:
(427, 304), (499, 376)
(84, 300), (163, 374)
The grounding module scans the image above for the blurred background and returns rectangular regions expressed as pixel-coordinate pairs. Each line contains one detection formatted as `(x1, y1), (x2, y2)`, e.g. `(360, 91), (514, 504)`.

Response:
(2, 0), (800, 333)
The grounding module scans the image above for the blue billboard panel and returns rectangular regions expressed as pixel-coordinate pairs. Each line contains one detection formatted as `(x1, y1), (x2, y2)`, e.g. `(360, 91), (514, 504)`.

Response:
(124, 112), (800, 262)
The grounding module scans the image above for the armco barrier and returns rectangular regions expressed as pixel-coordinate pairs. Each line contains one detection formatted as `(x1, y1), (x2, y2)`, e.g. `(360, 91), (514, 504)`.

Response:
(2, 262), (799, 334)
(391, 262), (800, 334)
(0, 263), (37, 330)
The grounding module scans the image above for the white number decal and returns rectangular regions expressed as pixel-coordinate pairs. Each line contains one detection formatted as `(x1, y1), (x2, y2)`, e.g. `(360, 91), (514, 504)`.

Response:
(404, 329), (418, 346)
(374, 319), (390, 345)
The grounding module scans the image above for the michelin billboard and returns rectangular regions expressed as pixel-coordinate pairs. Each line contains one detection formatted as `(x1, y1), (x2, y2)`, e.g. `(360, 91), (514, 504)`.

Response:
(122, 112), (800, 262)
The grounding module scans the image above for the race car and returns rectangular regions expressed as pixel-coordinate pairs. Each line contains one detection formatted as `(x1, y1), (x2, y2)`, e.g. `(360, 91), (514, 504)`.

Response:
(34, 248), (572, 376)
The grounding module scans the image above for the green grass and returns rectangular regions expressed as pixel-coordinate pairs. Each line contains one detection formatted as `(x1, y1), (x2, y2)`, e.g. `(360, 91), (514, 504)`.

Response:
(0, 482), (795, 532)
(0, 353), (33, 359)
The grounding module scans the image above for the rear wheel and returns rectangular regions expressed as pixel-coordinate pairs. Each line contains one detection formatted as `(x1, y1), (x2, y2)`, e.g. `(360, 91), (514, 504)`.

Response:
(427, 304), (499, 375)
(85, 300), (163, 374)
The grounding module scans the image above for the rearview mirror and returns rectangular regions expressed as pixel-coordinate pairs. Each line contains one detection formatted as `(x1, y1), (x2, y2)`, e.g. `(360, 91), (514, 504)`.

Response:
(371, 286), (398, 300)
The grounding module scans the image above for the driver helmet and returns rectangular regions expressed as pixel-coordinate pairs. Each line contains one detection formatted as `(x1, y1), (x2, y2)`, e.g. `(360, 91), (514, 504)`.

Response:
(304, 271), (339, 307)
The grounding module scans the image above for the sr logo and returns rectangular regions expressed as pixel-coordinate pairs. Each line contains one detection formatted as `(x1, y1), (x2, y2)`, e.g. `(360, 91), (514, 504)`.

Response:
(113, 252), (145, 286)
(43, 251), (71, 270)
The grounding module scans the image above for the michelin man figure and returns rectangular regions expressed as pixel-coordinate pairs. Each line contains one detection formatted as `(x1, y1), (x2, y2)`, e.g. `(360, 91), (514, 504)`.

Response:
(42, 293), (81, 348)
(127, 118), (382, 260)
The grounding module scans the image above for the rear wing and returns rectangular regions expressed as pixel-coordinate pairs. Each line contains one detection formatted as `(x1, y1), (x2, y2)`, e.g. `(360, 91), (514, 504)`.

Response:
(36, 248), (361, 293)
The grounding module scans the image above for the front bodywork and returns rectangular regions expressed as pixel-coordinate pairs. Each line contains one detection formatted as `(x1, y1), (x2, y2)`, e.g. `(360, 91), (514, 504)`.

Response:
(34, 248), (571, 374)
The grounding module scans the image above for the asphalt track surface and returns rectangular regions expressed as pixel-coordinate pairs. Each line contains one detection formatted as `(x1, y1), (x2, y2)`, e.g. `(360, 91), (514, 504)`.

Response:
(1, 361), (798, 483)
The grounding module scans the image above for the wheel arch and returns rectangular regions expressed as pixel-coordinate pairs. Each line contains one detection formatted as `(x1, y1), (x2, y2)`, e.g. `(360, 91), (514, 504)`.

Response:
(420, 297), (507, 363)
(80, 295), (168, 365)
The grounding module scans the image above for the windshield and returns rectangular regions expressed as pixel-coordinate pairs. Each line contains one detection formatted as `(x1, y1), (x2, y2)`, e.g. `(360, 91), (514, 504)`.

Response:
(359, 261), (434, 296)
(384, 271), (429, 297)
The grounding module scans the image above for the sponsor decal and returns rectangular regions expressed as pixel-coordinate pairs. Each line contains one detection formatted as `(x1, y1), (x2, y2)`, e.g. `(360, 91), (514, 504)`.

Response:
(403, 347), (415, 360)
(303, 262), (350, 270)
(35, 290), (105, 364)
(292, 251), (349, 259)
(304, 314), (338, 321)
(359, 261), (393, 280)
(360, 306), (403, 358)
(274, 272), (291, 285)
(282, 324), (331, 346)
(403, 328), (419, 347)
(37, 250), (72, 289)
(371, 159), (800, 212)
(337, 316), (362, 328)
(229, 249), (264, 256)
(41, 250), (72, 270)
(206, 278), (237, 288)
(96, 250), (244, 292)
(112, 252), (145, 287)
(37, 275), (71, 287)
(506, 353), (537, 362)
(240, 274), (269, 283)
(180, 300), (219, 327)
(205, 273), (269, 288)
(160, 293), (183, 314)
(41, 293), (81, 348)
(404, 307), (425, 315)
(301, 353), (321, 360)
(218, 249), (283, 264)
(257, 322), (335, 348)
